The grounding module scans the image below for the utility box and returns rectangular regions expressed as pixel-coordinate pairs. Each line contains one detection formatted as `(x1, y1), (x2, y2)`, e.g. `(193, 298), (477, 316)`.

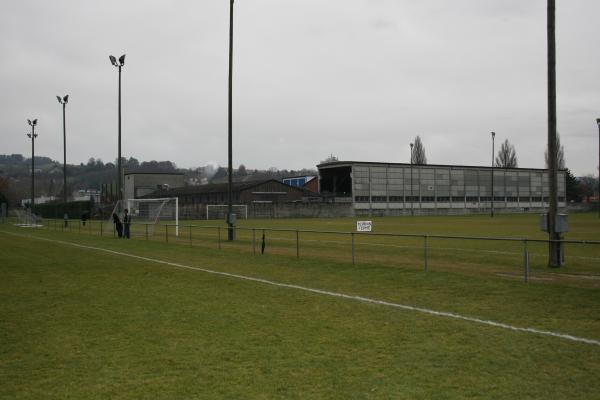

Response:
(540, 213), (569, 233)
(226, 213), (237, 226)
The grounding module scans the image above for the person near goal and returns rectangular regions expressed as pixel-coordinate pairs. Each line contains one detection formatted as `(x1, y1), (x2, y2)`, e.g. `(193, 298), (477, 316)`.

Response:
(112, 213), (123, 238)
(123, 209), (131, 239)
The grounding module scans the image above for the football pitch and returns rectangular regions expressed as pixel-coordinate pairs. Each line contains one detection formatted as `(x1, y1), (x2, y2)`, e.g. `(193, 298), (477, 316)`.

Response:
(1, 214), (599, 398)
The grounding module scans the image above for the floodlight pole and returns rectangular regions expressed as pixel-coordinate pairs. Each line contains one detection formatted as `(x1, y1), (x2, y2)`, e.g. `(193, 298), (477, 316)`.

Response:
(57, 95), (69, 226)
(597, 118), (600, 218)
(547, 0), (561, 267)
(410, 142), (414, 216)
(27, 119), (38, 214)
(109, 54), (125, 207)
(491, 131), (495, 218)
(227, 0), (235, 240)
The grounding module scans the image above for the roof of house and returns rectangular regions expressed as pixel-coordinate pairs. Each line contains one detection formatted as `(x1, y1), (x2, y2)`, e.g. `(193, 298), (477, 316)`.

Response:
(143, 179), (306, 198)
(124, 168), (184, 176)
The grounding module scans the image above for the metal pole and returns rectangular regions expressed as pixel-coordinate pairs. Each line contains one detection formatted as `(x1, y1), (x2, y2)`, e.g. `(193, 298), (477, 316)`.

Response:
(145, 223), (148, 240)
(351, 232), (356, 265)
(547, 0), (561, 267)
(491, 131), (495, 218)
(62, 101), (68, 227)
(523, 240), (530, 283)
(410, 143), (414, 216)
(227, 0), (235, 241)
(296, 230), (299, 258)
(30, 125), (36, 214)
(597, 119), (600, 218)
(100, 220), (103, 236)
(253, 228), (256, 255)
(78, 220), (81, 233)
(218, 226), (222, 249)
(117, 65), (122, 204)
(165, 225), (168, 243)
(424, 235), (428, 271)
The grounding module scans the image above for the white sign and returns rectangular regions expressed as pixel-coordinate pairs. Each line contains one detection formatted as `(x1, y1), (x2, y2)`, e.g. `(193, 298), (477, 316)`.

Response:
(356, 221), (373, 232)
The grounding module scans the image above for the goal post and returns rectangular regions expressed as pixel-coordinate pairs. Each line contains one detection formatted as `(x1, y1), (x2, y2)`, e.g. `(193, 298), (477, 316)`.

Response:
(206, 204), (248, 220)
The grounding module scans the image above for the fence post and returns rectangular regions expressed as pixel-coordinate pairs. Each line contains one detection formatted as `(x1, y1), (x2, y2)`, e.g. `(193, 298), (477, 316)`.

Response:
(78, 220), (81, 234)
(189, 225), (193, 246)
(253, 228), (256, 255)
(100, 221), (103, 236)
(424, 235), (428, 271)
(351, 232), (356, 265)
(218, 226), (221, 249)
(69, 221), (72, 233)
(523, 239), (530, 283)
(165, 225), (169, 243)
(296, 230), (299, 258)
(145, 224), (148, 240)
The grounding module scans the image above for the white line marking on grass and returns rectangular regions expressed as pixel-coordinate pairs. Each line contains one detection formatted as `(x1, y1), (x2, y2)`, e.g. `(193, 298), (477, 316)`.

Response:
(3, 229), (600, 347)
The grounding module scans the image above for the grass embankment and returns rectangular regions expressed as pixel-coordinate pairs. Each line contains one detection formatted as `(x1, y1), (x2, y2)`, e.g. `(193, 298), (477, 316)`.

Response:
(1, 223), (600, 399)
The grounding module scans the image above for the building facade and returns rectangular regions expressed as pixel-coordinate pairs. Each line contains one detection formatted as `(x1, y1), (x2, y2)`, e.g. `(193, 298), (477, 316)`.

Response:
(123, 170), (185, 200)
(318, 161), (566, 215)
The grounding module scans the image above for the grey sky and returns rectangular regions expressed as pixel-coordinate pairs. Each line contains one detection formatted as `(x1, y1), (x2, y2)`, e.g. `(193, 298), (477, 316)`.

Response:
(1, 0), (599, 176)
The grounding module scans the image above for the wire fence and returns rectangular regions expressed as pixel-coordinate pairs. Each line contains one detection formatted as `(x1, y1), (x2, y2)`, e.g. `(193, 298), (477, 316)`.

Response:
(7, 217), (600, 286)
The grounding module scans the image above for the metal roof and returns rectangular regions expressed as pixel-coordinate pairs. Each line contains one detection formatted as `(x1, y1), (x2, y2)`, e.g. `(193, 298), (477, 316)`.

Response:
(317, 160), (564, 172)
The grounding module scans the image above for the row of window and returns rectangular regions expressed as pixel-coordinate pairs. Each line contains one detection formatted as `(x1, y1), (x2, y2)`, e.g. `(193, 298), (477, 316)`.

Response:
(355, 196), (564, 203)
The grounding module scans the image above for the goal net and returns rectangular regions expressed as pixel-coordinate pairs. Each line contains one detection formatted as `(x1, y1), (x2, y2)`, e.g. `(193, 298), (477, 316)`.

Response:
(206, 204), (248, 220)
(108, 197), (179, 236)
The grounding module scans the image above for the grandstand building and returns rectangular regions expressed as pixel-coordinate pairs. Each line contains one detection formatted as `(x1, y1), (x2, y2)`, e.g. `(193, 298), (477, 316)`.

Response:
(318, 161), (566, 215)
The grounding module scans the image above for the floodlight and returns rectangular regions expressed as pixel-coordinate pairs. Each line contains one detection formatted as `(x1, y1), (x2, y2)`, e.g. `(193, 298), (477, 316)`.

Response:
(27, 119), (32, 125)
(118, 54), (125, 66)
(596, 118), (600, 126)
(27, 133), (31, 138)
(63, 95), (69, 103)
(56, 96), (62, 103)
(109, 55), (117, 66)
(32, 119), (37, 126)
(491, 131), (495, 138)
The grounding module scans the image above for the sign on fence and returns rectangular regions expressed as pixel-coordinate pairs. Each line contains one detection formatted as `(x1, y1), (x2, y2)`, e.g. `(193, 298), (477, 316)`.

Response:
(356, 220), (372, 232)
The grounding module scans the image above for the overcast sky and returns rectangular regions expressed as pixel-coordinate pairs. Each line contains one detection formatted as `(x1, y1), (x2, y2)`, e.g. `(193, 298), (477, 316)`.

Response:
(1, 0), (599, 176)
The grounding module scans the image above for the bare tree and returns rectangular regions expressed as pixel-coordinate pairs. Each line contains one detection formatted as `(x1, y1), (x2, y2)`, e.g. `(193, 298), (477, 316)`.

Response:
(545, 132), (565, 169)
(495, 139), (518, 168)
(411, 136), (427, 165)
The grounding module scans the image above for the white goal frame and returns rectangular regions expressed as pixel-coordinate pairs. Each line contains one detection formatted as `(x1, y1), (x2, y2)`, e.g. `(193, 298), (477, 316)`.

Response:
(206, 204), (248, 220)
(128, 197), (179, 236)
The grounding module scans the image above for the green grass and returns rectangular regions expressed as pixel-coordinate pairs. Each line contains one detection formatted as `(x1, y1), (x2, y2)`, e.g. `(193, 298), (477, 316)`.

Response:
(1, 214), (600, 399)
(37, 213), (600, 287)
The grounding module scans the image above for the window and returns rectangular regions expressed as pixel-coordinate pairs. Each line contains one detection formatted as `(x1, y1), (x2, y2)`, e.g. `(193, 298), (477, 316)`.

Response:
(389, 196), (404, 202)
(421, 196), (435, 202)
(507, 197), (518, 202)
(371, 196), (387, 202)
(354, 196), (369, 202)
(452, 196), (464, 202)
(480, 196), (491, 202)
(436, 197), (450, 202)
(466, 196), (478, 202)
(519, 197), (530, 202)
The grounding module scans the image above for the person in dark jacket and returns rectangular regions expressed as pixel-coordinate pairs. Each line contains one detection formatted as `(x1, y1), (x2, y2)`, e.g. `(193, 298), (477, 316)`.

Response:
(123, 209), (131, 239)
(112, 213), (123, 238)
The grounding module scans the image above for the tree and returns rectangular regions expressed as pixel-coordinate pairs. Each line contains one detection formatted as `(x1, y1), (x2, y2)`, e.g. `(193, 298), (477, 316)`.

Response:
(579, 175), (598, 202)
(411, 136), (427, 165)
(237, 164), (247, 176)
(565, 169), (582, 202)
(321, 154), (339, 164)
(545, 132), (565, 169)
(495, 139), (518, 168)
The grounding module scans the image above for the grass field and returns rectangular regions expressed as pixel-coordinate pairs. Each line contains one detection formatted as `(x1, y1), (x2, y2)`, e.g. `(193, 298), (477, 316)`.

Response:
(1, 213), (600, 398)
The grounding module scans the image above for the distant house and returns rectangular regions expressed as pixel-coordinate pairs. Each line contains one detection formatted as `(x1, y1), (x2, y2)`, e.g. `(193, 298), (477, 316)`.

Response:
(146, 179), (305, 205)
(123, 169), (185, 200)
(282, 175), (318, 193)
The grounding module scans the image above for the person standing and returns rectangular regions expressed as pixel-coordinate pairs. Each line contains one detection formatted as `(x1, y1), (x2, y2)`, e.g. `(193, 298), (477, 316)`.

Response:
(112, 213), (123, 238)
(123, 208), (131, 239)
